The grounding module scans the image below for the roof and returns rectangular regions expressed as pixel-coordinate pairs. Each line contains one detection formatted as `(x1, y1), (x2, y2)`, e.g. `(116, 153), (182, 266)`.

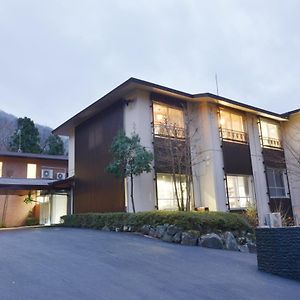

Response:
(281, 108), (300, 118)
(0, 151), (68, 161)
(0, 177), (73, 191)
(53, 77), (292, 136)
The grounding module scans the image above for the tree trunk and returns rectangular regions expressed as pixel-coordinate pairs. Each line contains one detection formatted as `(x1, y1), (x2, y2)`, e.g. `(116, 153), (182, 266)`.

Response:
(130, 173), (136, 213)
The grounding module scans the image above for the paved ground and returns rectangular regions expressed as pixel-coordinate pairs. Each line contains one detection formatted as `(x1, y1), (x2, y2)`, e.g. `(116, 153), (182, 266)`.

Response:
(0, 228), (299, 300)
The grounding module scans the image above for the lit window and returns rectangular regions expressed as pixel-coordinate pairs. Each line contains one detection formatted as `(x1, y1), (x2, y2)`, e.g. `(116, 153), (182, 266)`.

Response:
(153, 103), (185, 138)
(27, 164), (37, 179)
(266, 168), (288, 198)
(260, 119), (281, 148)
(0, 162), (2, 177)
(156, 173), (187, 210)
(219, 109), (247, 142)
(226, 175), (254, 209)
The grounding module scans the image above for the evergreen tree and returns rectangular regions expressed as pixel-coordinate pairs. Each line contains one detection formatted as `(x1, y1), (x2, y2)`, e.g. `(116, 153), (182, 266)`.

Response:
(9, 117), (41, 153)
(43, 134), (65, 155)
(106, 131), (153, 213)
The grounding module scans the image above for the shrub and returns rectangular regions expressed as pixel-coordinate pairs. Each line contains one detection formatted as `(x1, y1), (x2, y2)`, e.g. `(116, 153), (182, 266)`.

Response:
(61, 211), (251, 234)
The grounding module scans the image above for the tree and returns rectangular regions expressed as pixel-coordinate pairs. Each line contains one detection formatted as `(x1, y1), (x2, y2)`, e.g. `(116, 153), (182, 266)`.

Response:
(9, 117), (41, 153)
(43, 134), (65, 155)
(106, 131), (153, 213)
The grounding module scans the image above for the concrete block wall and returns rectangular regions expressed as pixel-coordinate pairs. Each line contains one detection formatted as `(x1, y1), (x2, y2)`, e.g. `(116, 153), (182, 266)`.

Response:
(256, 227), (300, 281)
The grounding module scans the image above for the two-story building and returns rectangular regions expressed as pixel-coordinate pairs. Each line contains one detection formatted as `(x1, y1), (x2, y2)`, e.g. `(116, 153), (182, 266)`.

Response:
(0, 151), (70, 227)
(53, 78), (300, 225)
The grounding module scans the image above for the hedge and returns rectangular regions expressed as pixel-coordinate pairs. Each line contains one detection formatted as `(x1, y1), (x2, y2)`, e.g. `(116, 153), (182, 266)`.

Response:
(60, 211), (252, 234)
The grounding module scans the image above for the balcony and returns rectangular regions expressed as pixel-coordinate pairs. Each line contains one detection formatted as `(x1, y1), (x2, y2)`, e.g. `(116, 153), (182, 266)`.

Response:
(261, 137), (282, 149)
(154, 124), (185, 139)
(221, 128), (248, 143)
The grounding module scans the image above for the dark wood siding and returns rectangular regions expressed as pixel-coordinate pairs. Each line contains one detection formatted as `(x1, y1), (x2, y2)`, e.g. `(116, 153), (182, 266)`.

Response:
(263, 148), (286, 168)
(222, 142), (252, 175)
(74, 103), (125, 213)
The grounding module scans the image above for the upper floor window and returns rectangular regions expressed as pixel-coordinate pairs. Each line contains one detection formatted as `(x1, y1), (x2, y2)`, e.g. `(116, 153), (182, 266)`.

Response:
(27, 163), (37, 179)
(260, 119), (281, 148)
(0, 162), (2, 177)
(153, 103), (185, 138)
(219, 109), (247, 143)
(266, 168), (288, 198)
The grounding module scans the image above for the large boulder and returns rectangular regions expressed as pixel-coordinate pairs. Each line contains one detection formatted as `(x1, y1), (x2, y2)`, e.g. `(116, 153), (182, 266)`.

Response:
(172, 231), (182, 243)
(155, 225), (167, 238)
(223, 232), (239, 251)
(141, 225), (151, 235)
(162, 232), (173, 243)
(181, 231), (200, 246)
(166, 225), (180, 236)
(200, 233), (223, 249)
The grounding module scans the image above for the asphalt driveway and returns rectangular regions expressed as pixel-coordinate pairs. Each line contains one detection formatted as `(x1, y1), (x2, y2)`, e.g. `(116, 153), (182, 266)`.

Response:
(0, 227), (299, 300)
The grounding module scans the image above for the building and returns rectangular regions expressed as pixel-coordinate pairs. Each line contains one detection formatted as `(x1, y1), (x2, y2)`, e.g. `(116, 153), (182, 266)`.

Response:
(53, 78), (300, 225)
(0, 151), (70, 227)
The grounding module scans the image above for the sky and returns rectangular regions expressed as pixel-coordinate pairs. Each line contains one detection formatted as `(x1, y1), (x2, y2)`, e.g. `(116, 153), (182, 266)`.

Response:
(1, 0), (300, 129)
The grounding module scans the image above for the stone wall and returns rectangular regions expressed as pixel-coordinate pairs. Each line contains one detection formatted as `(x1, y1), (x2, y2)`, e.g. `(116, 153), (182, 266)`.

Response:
(256, 227), (300, 281)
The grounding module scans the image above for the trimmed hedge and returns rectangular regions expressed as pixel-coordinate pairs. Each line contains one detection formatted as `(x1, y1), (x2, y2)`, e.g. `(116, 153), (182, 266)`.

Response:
(60, 211), (251, 234)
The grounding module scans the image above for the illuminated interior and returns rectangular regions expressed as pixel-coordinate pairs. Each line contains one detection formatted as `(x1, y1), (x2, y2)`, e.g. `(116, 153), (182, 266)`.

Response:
(153, 103), (185, 138)
(226, 175), (254, 209)
(26, 163), (37, 179)
(0, 162), (2, 177)
(156, 173), (187, 210)
(219, 109), (247, 142)
(260, 119), (281, 148)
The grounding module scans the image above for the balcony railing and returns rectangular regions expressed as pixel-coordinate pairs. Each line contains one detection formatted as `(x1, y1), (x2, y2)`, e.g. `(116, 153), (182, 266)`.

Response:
(154, 124), (185, 139)
(221, 128), (248, 143)
(261, 137), (282, 149)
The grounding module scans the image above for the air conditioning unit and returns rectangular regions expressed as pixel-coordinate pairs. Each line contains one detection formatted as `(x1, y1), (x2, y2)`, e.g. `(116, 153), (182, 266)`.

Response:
(265, 213), (282, 228)
(56, 172), (66, 180)
(41, 169), (54, 179)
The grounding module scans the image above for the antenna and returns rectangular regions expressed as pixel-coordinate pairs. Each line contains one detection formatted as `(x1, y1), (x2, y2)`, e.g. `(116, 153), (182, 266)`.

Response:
(215, 73), (219, 95)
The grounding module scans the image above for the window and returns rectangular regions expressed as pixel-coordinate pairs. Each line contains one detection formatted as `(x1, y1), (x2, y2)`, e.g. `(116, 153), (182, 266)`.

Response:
(266, 168), (288, 198)
(219, 109), (247, 143)
(260, 119), (281, 148)
(156, 173), (187, 210)
(226, 175), (254, 209)
(27, 163), (37, 179)
(0, 162), (2, 177)
(153, 103), (185, 138)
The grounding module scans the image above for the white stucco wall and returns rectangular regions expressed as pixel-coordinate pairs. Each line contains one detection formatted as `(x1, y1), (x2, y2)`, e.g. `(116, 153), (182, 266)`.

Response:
(282, 113), (300, 221)
(246, 114), (270, 225)
(188, 102), (227, 212)
(123, 90), (156, 212)
(68, 129), (75, 177)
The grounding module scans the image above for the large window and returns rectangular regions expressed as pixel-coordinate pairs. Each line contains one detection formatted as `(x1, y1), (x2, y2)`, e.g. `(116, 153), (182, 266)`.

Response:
(260, 119), (281, 148)
(153, 103), (185, 138)
(156, 173), (187, 210)
(219, 109), (247, 143)
(226, 175), (254, 209)
(266, 168), (288, 198)
(27, 163), (37, 179)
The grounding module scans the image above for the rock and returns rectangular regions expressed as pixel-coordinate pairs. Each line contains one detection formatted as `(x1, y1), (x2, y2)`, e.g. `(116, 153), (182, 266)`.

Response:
(166, 225), (180, 236)
(223, 232), (239, 251)
(247, 242), (257, 253)
(123, 225), (132, 232)
(141, 225), (151, 235)
(148, 227), (157, 237)
(200, 233), (223, 249)
(181, 231), (199, 246)
(162, 232), (173, 243)
(155, 225), (167, 238)
(172, 231), (182, 243)
(239, 245), (249, 253)
(101, 225), (111, 232)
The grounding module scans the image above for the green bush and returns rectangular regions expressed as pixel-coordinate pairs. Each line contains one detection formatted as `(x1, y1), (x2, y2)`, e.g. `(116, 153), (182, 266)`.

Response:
(61, 211), (251, 234)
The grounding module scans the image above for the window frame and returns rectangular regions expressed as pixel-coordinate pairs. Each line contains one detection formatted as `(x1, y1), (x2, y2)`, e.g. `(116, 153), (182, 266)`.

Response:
(259, 118), (282, 149)
(153, 102), (185, 139)
(226, 174), (255, 210)
(266, 168), (289, 198)
(219, 108), (248, 143)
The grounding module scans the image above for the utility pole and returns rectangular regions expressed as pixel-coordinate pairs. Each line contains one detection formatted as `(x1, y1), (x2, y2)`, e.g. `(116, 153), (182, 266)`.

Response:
(215, 73), (219, 96)
(17, 129), (22, 152)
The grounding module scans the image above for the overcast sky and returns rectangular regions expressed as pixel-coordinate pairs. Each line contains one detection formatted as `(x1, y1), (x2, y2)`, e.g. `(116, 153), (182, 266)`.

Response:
(1, 0), (300, 129)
